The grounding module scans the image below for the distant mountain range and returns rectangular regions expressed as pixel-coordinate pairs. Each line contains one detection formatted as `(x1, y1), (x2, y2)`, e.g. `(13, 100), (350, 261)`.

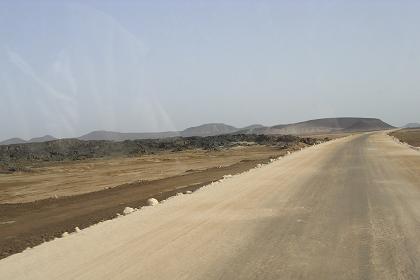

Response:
(78, 123), (239, 141)
(78, 131), (179, 141)
(404, 123), (420, 128)
(0, 117), (395, 145)
(0, 135), (58, 146)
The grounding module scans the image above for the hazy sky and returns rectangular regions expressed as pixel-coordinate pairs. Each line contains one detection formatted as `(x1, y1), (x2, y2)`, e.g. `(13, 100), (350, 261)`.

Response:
(1, 0), (419, 140)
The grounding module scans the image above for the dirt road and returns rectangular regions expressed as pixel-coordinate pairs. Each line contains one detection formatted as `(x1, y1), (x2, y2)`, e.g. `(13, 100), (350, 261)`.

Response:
(1, 132), (420, 279)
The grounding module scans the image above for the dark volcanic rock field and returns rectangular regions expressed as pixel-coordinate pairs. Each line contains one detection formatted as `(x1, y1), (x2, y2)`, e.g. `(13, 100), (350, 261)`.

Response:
(0, 134), (324, 171)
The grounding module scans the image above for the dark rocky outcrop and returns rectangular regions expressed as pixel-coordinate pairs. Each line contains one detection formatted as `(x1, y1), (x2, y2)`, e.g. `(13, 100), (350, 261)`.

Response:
(0, 134), (325, 171)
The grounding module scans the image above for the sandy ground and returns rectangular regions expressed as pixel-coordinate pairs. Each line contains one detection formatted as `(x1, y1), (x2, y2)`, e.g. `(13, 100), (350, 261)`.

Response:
(0, 146), (283, 203)
(1, 132), (420, 279)
(308, 131), (360, 139)
(391, 128), (420, 147)
(0, 156), (286, 259)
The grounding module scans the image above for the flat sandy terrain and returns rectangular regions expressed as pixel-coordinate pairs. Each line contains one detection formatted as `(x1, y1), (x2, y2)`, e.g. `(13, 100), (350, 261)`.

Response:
(308, 131), (360, 139)
(0, 145), (285, 204)
(1, 132), (420, 279)
(391, 128), (420, 147)
(0, 145), (300, 259)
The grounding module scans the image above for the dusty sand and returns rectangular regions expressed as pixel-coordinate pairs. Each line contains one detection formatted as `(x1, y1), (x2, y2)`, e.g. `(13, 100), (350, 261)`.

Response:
(0, 146), (284, 203)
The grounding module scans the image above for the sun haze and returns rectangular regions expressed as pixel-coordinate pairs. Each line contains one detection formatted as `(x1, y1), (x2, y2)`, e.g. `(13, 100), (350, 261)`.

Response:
(1, 0), (419, 140)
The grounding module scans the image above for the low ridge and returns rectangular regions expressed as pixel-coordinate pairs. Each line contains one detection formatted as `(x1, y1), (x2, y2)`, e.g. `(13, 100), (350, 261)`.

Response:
(180, 123), (238, 137)
(0, 118), (395, 145)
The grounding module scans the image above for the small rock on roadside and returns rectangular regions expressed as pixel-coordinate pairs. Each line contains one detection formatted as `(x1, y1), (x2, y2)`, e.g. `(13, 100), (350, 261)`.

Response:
(123, 207), (135, 215)
(147, 198), (159, 206)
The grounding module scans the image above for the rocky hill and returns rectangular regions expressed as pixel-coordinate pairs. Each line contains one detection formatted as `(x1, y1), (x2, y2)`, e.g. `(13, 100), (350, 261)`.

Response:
(180, 123), (238, 137)
(0, 138), (27, 145)
(404, 123), (420, 128)
(28, 135), (57, 143)
(238, 118), (394, 135)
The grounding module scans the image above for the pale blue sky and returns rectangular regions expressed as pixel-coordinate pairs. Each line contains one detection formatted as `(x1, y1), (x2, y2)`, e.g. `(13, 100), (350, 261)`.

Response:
(1, 0), (419, 140)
